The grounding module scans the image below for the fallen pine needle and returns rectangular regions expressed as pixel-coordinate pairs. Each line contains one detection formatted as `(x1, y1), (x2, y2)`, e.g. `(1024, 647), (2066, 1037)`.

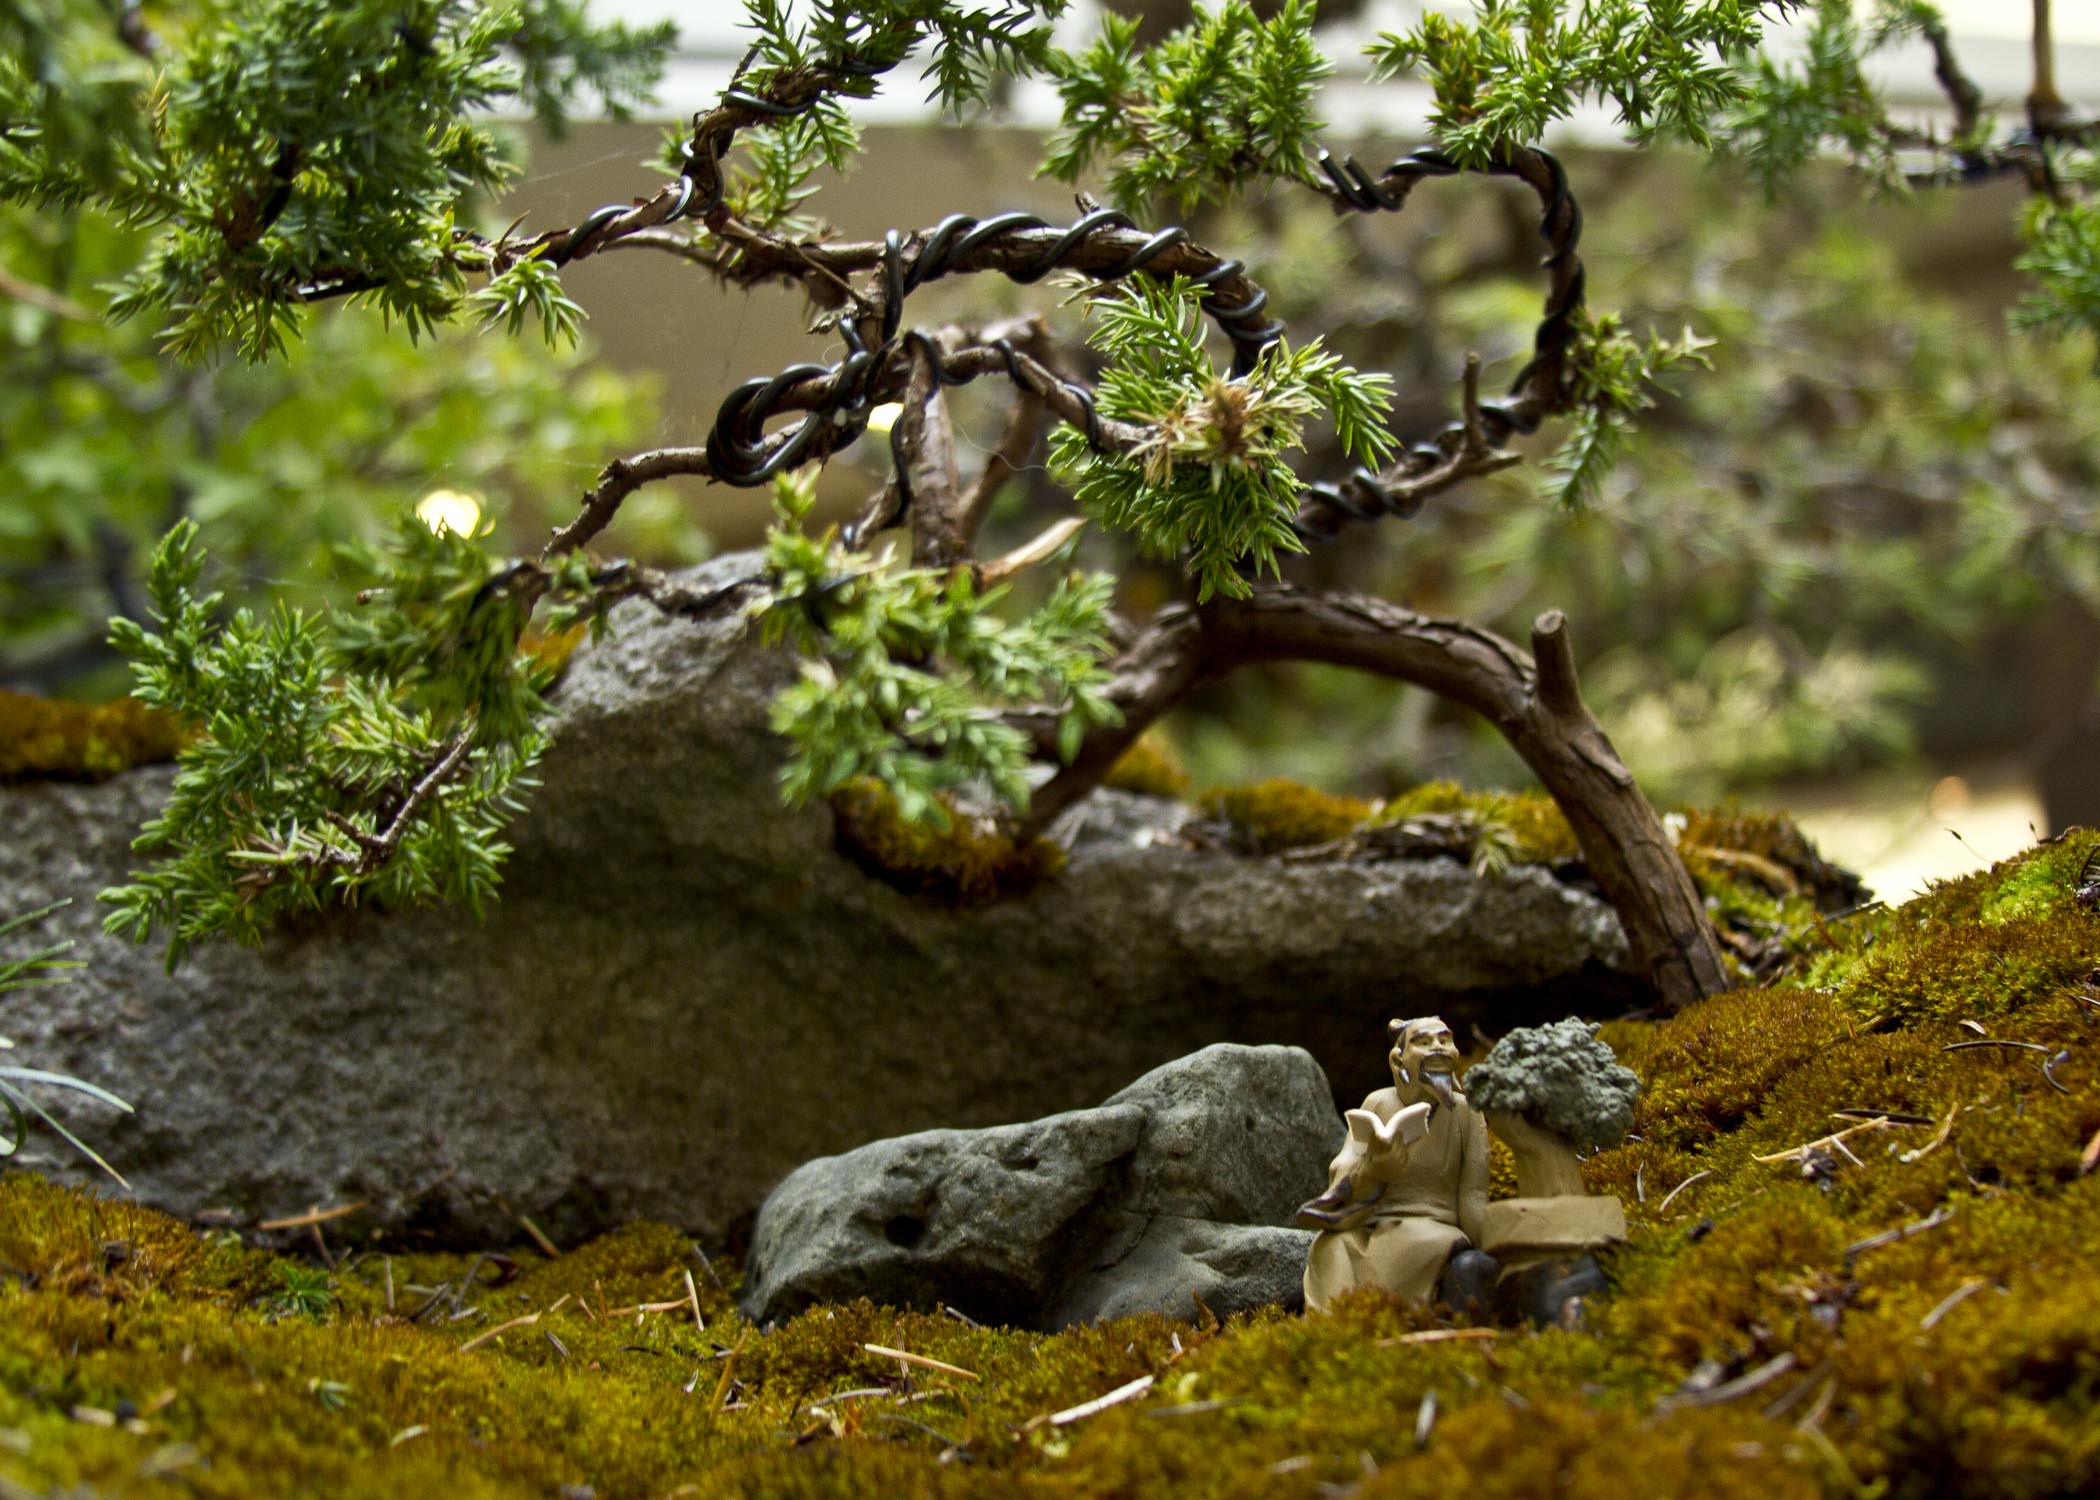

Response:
(1023, 1375), (1155, 1430)
(257, 1201), (368, 1231)
(864, 1344), (981, 1382)
(1655, 1170), (1712, 1217)
(684, 1268), (706, 1334)
(516, 1212), (560, 1259)
(1920, 1279), (1989, 1330)
(459, 1312), (540, 1353)
(1753, 1116), (1923, 1165)
(1655, 1352), (1798, 1413)
(1845, 1204), (1955, 1261)
(1899, 1103), (1959, 1165)
(712, 1331), (750, 1411)
(389, 1425), (428, 1447)
(1376, 1328), (1501, 1348)
(2082, 1124), (2100, 1177)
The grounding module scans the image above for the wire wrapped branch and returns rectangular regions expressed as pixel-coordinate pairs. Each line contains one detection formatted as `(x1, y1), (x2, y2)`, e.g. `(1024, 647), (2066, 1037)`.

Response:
(1293, 144), (1587, 540)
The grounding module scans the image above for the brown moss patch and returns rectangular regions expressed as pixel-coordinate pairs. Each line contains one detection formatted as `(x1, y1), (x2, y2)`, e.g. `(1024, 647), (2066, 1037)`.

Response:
(831, 778), (1063, 903)
(0, 692), (188, 781)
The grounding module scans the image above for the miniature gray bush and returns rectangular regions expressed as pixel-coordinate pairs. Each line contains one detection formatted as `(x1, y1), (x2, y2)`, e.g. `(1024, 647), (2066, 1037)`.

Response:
(1464, 1018), (1638, 1150)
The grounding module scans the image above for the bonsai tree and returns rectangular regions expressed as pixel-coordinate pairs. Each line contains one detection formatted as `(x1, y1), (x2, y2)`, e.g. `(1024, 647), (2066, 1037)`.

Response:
(1463, 1017), (1639, 1199)
(8, 1), (2093, 1005)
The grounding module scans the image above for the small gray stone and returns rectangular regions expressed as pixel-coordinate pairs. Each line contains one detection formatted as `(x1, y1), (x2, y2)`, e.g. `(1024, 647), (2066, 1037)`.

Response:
(1105, 1043), (1342, 1225)
(741, 1044), (1339, 1329)
(739, 1105), (1146, 1327)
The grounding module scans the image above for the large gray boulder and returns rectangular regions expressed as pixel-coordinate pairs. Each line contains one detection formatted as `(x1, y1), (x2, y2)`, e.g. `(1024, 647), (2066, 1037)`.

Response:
(740, 1044), (1343, 1328)
(0, 553), (1636, 1247)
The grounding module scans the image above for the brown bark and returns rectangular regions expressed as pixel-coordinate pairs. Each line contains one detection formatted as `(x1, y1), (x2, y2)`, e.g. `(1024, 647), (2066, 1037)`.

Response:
(1023, 584), (1730, 1011)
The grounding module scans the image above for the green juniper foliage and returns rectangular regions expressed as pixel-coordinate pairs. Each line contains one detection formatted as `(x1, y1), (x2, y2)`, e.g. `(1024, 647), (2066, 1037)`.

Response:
(1051, 277), (1396, 600)
(757, 477), (1118, 826)
(1042, 0), (1330, 213)
(720, 0), (1068, 235)
(265, 1262), (334, 1324)
(4, 0), (673, 361)
(7, 0), (2088, 955)
(102, 521), (548, 964)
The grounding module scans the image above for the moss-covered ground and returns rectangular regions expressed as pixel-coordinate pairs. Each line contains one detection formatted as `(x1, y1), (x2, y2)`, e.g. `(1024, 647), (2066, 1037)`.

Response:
(5, 831), (2099, 1498)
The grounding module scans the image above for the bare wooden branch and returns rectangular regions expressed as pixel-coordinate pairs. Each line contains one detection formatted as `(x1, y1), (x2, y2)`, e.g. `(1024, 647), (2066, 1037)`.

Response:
(2031, 0), (2065, 132)
(544, 448), (713, 560)
(0, 263), (94, 324)
(1919, 15), (1984, 139)
(1024, 585), (1731, 1009)
(897, 340), (967, 568)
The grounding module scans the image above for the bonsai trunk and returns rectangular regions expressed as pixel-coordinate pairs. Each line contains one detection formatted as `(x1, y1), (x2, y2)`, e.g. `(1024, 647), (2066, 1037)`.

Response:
(1021, 587), (1733, 1012)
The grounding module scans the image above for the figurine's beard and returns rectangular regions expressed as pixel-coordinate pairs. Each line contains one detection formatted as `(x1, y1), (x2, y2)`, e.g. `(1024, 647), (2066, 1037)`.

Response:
(1400, 1062), (1461, 1114)
(1419, 1065), (1460, 1113)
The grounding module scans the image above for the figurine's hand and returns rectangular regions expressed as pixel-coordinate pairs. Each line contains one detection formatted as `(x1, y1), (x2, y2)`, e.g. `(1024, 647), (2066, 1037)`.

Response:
(1295, 1175), (1384, 1230)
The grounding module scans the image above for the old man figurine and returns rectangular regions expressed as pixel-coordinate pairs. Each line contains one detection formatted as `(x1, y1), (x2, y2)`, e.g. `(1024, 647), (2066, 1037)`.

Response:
(1298, 1016), (1490, 1310)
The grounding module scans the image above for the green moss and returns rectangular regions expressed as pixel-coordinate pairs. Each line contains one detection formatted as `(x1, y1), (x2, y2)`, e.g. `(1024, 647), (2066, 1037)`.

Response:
(1198, 778), (1376, 851)
(0, 692), (189, 781)
(3, 836), (2098, 1498)
(830, 778), (1064, 903)
(1102, 732), (1192, 800)
(1383, 779), (1581, 864)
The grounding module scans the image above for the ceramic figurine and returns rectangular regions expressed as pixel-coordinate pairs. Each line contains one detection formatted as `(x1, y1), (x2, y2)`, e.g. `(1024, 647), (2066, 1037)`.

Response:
(1297, 1016), (1491, 1310)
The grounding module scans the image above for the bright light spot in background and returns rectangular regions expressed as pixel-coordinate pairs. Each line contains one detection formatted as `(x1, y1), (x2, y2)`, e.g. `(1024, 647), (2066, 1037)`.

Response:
(864, 402), (903, 436)
(416, 489), (484, 537)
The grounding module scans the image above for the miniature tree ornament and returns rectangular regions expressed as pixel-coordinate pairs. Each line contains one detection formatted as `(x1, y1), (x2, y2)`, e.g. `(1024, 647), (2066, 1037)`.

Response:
(1464, 1018), (1640, 1282)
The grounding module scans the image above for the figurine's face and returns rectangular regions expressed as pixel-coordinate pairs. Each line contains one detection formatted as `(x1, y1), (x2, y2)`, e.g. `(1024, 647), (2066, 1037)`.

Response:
(1389, 1018), (1461, 1106)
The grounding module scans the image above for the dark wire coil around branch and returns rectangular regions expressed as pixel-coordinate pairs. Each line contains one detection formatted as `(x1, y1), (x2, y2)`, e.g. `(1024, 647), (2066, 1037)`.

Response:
(1292, 144), (1588, 539)
(702, 210), (1287, 487)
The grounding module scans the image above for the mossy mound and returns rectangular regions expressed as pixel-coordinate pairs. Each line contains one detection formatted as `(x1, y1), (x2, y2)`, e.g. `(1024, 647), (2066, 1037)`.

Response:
(4, 831), (2099, 1497)
(830, 778), (1064, 903)
(1102, 732), (1192, 800)
(0, 692), (188, 781)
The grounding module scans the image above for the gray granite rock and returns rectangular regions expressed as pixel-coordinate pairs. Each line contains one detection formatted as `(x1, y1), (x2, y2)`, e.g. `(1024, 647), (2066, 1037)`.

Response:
(742, 1044), (1340, 1328)
(0, 553), (1638, 1247)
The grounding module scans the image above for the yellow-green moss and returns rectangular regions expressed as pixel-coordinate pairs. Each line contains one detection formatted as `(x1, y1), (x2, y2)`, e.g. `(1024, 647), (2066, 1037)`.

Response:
(4, 837), (2098, 1499)
(830, 778), (1064, 903)
(1197, 778), (1376, 851)
(0, 692), (188, 781)
(516, 622), (589, 679)
(1101, 732), (1191, 800)
(1383, 779), (1582, 864)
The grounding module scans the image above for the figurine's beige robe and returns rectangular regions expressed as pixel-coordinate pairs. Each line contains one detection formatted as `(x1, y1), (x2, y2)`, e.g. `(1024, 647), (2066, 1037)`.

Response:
(1303, 1086), (1490, 1309)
